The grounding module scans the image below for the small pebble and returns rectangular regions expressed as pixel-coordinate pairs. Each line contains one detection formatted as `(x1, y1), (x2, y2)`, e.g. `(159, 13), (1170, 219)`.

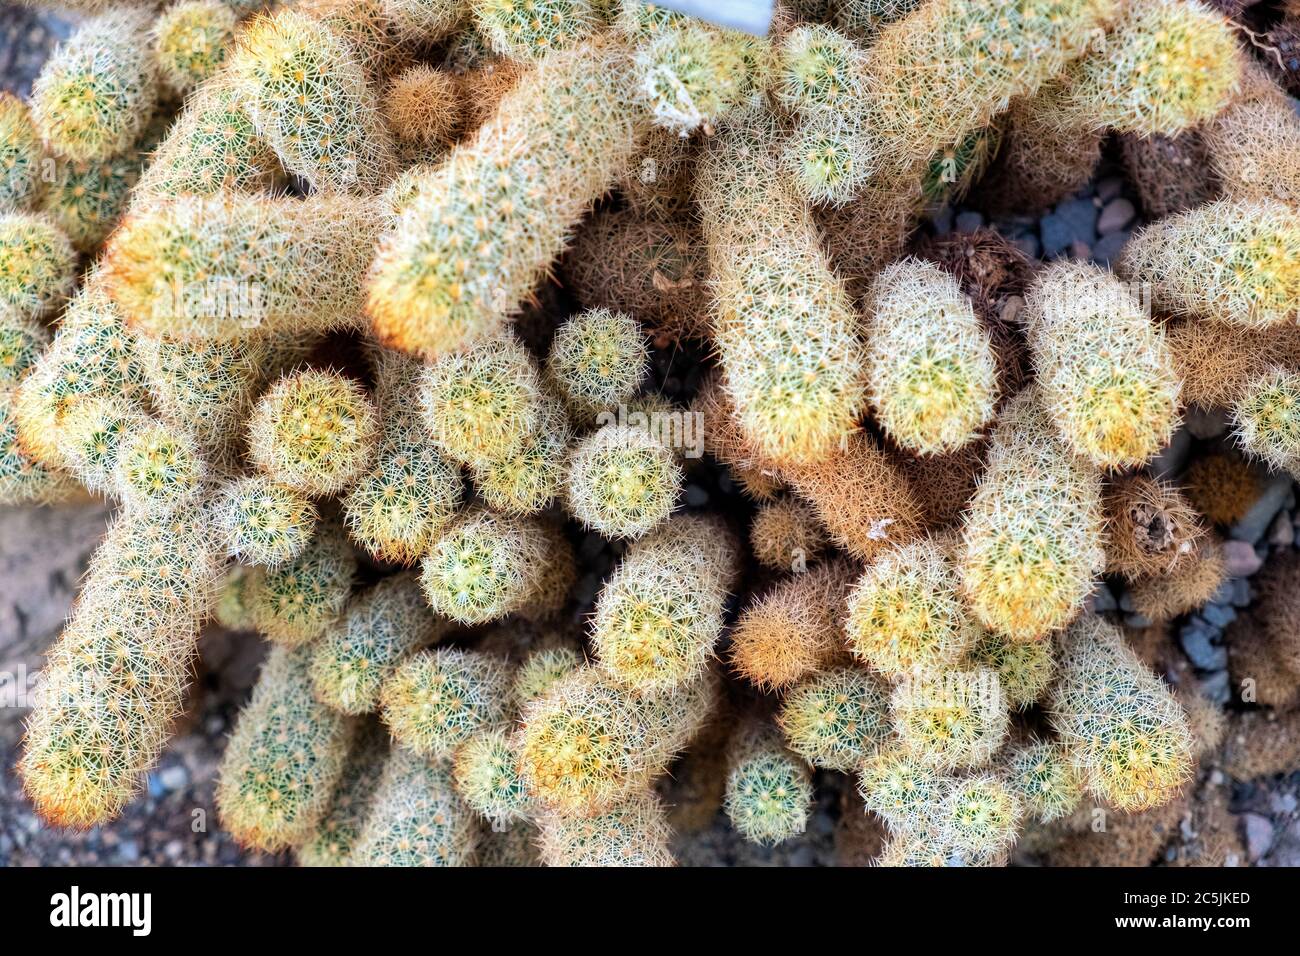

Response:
(1222, 540), (1264, 577)
(1096, 176), (1124, 203)
(1089, 231), (1128, 266)
(1068, 239), (1091, 260)
(1269, 510), (1295, 548)
(1089, 584), (1117, 613)
(1096, 197), (1136, 234)
(1040, 197), (1098, 257)
(954, 210), (984, 233)
(684, 484), (709, 508)
(1201, 603), (1237, 629)
(1184, 406), (1228, 440)
(1201, 669), (1231, 705)
(1229, 472), (1294, 544)
(1271, 792), (1298, 816)
(1242, 813), (1275, 862)
(1230, 577), (1253, 608)
(158, 764), (189, 792)
(1179, 622), (1227, 671)
(1124, 612), (1152, 629)
(1149, 428), (1191, 480)
(930, 205), (954, 235)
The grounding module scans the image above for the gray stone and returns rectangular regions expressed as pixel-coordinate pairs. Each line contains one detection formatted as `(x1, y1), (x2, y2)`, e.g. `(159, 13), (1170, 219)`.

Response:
(954, 210), (984, 233)
(1089, 584), (1117, 613)
(1229, 577), (1253, 608)
(1201, 602), (1237, 629)
(1041, 197), (1098, 257)
(1096, 176), (1124, 203)
(1242, 813), (1274, 862)
(1222, 540), (1264, 577)
(158, 764), (189, 792)
(1124, 612), (1152, 629)
(1270, 792), (1298, 816)
(1229, 472), (1294, 544)
(1013, 234), (1040, 259)
(1200, 669), (1231, 704)
(1149, 427), (1192, 481)
(1184, 406), (1229, 440)
(1269, 510), (1295, 547)
(1118, 589), (1135, 613)
(1180, 623), (1227, 671)
(684, 484), (709, 507)
(1069, 239), (1092, 260)
(1097, 198), (1136, 234)
(1090, 231), (1128, 266)
(118, 840), (140, 863)
(930, 205), (954, 235)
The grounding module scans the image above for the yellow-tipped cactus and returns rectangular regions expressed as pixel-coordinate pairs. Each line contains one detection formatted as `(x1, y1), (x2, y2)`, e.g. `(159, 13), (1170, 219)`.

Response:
(864, 258), (997, 455)
(216, 643), (357, 851)
(889, 667), (1008, 770)
(248, 369), (380, 498)
(696, 107), (867, 467)
(968, 627), (1055, 711)
(419, 509), (552, 624)
(538, 789), (676, 866)
(774, 23), (867, 117)
(1119, 198), (1300, 329)
(777, 666), (891, 771)
(565, 424), (682, 540)
(452, 728), (533, 824)
(296, 721), (389, 866)
(30, 9), (159, 162)
(365, 39), (641, 360)
(230, 9), (396, 192)
(846, 539), (976, 681)
(154, 0), (239, 97)
(0, 212), (76, 320)
(473, 0), (600, 62)
(113, 419), (207, 509)
(0, 312), (48, 389)
(1023, 260), (1180, 469)
(546, 307), (648, 421)
(249, 522), (357, 646)
(1231, 366), (1300, 477)
(380, 648), (512, 758)
(215, 476), (318, 567)
(1004, 740), (1082, 824)
(958, 388), (1105, 642)
(1049, 616), (1194, 812)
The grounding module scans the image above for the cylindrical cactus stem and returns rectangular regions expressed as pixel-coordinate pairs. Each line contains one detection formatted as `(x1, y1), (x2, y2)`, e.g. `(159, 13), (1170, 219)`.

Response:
(132, 73), (282, 200)
(696, 106), (867, 468)
(384, 64), (463, 158)
(723, 719), (813, 846)
(40, 142), (142, 253)
(214, 475), (318, 567)
(474, 0), (601, 63)
(958, 387), (1105, 642)
(365, 38), (643, 360)
(511, 638), (584, 709)
(296, 0), (405, 79)
(153, 0), (239, 97)
(730, 558), (856, 692)
(102, 192), (385, 342)
(247, 369), (381, 498)
(296, 720), (389, 866)
(857, 748), (953, 833)
(780, 430), (924, 561)
(968, 626), (1056, 710)
(932, 773), (1023, 865)
(1055, 0), (1239, 137)
(538, 790), (676, 866)
(773, 23), (868, 118)
(1204, 67), (1300, 207)
(216, 642), (358, 852)
(1102, 474), (1206, 582)
(864, 257), (997, 455)
(1023, 260), (1180, 470)
(1049, 616), (1195, 812)
(889, 667), (1009, 770)
(350, 746), (479, 866)
(845, 538), (976, 681)
(249, 521), (357, 646)
(311, 573), (450, 715)
(19, 506), (223, 827)
(518, 666), (716, 815)
(777, 665), (891, 771)
(859, 0), (1118, 173)
(565, 424), (682, 540)
(749, 496), (827, 572)
(379, 647), (513, 758)
(0, 211), (77, 321)
(545, 307), (649, 422)
(30, 8), (159, 162)
(781, 112), (878, 206)
(0, 311), (48, 390)
(57, 396), (150, 498)
(382, 0), (470, 47)
(590, 513), (735, 695)
(1119, 198), (1300, 329)
(1231, 366), (1300, 477)
(229, 9), (397, 192)
(1003, 740), (1082, 824)
(0, 93), (47, 212)
(112, 418), (208, 510)
(467, 394), (573, 516)
(419, 509), (553, 624)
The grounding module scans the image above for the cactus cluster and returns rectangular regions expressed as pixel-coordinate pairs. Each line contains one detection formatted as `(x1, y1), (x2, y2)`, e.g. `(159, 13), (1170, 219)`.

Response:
(5, 0), (1288, 869)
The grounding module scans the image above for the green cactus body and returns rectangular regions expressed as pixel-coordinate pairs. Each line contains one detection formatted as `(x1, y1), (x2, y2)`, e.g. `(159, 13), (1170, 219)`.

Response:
(229, 9), (396, 192)
(452, 728), (533, 824)
(31, 9), (159, 162)
(365, 39), (642, 360)
(538, 790), (675, 866)
(473, 0), (601, 62)
(154, 0), (239, 96)
(1024, 260), (1179, 470)
(968, 627), (1056, 711)
(350, 746), (479, 866)
(296, 721), (389, 866)
(857, 749), (952, 833)
(0, 94), (46, 212)
(0, 212), (76, 321)
(782, 113), (878, 206)
(1120, 198), (1300, 329)
(958, 387), (1105, 642)
(723, 722), (813, 846)
(546, 307), (648, 420)
(565, 424), (682, 540)
(310, 573), (448, 715)
(103, 192), (384, 342)
(1, 388), (81, 505)
(419, 509), (551, 624)
(696, 107), (867, 467)
(0, 312), (48, 390)
(889, 667), (1008, 770)
(250, 521), (357, 646)
(777, 666), (891, 771)
(865, 257), (997, 455)
(215, 475), (318, 567)
(113, 419), (207, 509)
(467, 394), (573, 515)
(41, 147), (141, 253)
(1004, 740), (1082, 824)
(1232, 367), (1300, 477)
(216, 642), (358, 851)
(380, 648), (513, 758)
(1049, 616), (1194, 812)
